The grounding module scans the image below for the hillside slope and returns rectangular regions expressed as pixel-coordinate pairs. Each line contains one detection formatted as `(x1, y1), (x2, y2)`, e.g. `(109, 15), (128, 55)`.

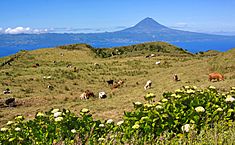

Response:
(0, 42), (234, 125)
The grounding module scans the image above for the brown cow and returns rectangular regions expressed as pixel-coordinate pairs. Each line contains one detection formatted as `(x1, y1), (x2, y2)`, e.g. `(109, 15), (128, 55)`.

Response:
(209, 73), (224, 82)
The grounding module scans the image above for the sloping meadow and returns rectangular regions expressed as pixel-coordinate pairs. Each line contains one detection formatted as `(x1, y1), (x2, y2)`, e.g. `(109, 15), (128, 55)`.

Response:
(1, 86), (235, 144)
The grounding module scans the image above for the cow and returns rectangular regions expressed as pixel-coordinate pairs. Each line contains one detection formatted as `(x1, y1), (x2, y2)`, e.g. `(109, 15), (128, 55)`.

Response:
(209, 72), (224, 82)
(173, 74), (180, 82)
(3, 88), (11, 94)
(144, 80), (152, 90)
(107, 80), (114, 86)
(80, 90), (95, 100)
(155, 61), (161, 65)
(111, 80), (124, 90)
(99, 92), (107, 99)
(5, 97), (16, 107)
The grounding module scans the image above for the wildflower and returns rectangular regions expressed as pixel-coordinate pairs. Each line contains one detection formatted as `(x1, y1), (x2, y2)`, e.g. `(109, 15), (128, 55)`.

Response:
(15, 115), (23, 120)
(106, 119), (113, 124)
(7, 121), (14, 125)
(225, 95), (235, 103)
(209, 86), (216, 90)
(231, 87), (235, 90)
(51, 108), (60, 114)
(1, 127), (8, 131)
(216, 108), (223, 112)
(144, 103), (153, 108)
(181, 124), (191, 133)
(117, 120), (124, 126)
(134, 102), (142, 105)
(99, 124), (105, 127)
(186, 89), (195, 94)
(54, 112), (62, 118)
(155, 105), (163, 110)
(175, 89), (183, 93)
(132, 124), (140, 129)
(15, 127), (21, 131)
(81, 108), (89, 113)
(98, 137), (105, 142)
(171, 93), (176, 97)
(184, 86), (190, 89)
(192, 86), (197, 90)
(71, 129), (76, 133)
(36, 112), (45, 117)
(195, 106), (205, 113)
(55, 117), (63, 122)
(161, 98), (168, 103)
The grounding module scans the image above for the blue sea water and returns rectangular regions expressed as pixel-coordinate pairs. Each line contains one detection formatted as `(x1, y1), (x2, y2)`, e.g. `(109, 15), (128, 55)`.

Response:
(0, 40), (235, 58)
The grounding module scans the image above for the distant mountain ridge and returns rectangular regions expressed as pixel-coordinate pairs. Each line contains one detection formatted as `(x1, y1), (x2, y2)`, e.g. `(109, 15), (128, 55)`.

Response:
(0, 17), (235, 57)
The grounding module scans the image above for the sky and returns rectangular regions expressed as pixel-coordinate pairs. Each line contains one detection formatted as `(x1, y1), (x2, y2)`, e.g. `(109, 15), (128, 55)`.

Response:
(0, 0), (235, 35)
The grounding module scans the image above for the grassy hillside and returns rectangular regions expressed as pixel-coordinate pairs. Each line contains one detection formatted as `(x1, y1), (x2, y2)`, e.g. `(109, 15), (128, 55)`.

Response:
(0, 42), (235, 127)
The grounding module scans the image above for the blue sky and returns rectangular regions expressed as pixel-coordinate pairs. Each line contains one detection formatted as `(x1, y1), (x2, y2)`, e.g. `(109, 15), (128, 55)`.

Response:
(0, 0), (235, 35)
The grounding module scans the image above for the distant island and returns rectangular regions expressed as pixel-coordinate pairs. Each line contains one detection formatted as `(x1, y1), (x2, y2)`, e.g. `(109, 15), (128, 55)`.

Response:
(0, 17), (235, 57)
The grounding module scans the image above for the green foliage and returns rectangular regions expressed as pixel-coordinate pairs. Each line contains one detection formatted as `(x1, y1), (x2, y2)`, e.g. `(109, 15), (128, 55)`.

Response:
(93, 42), (191, 58)
(1, 86), (235, 144)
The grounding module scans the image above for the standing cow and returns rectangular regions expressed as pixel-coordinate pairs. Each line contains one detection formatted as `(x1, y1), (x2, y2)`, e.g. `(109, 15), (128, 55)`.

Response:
(144, 80), (152, 90)
(209, 72), (224, 82)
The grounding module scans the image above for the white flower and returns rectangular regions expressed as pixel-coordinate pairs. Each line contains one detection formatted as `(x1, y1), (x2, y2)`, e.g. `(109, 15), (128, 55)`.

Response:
(186, 89), (195, 94)
(195, 106), (205, 113)
(171, 93), (176, 97)
(51, 108), (60, 113)
(134, 102), (142, 105)
(216, 108), (223, 112)
(1, 128), (8, 131)
(155, 105), (163, 110)
(225, 96), (235, 103)
(15, 127), (21, 131)
(98, 137), (105, 142)
(36, 112), (45, 117)
(184, 86), (190, 89)
(192, 86), (197, 90)
(7, 121), (14, 125)
(117, 120), (124, 126)
(161, 99), (168, 102)
(209, 86), (216, 89)
(106, 119), (113, 124)
(181, 124), (191, 132)
(15, 116), (23, 120)
(99, 124), (105, 127)
(132, 124), (140, 129)
(71, 129), (76, 133)
(81, 108), (89, 113)
(55, 117), (63, 122)
(54, 112), (62, 118)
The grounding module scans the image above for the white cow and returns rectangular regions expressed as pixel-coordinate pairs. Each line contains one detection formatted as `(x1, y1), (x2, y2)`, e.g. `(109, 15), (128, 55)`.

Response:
(99, 92), (107, 99)
(144, 80), (152, 90)
(155, 61), (161, 65)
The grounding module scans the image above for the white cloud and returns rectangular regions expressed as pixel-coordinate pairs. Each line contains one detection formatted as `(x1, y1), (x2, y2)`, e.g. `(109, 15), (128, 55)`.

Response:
(3, 27), (48, 34)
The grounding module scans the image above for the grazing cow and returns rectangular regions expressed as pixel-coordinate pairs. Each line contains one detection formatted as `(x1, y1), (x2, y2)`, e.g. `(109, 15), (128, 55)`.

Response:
(145, 54), (151, 58)
(32, 63), (40, 68)
(99, 92), (107, 99)
(107, 80), (114, 86)
(155, 61), (161, 65)
(5, 97), (16, 107)
(112, 80), (124, 89)
(144, 80), (152, 90)
(209, 72), (224, 82)
(80, 90), (95, 100)
(150, 54), (156, 57)
(173, 74), (180, 82)
(3, 88), (11, 94)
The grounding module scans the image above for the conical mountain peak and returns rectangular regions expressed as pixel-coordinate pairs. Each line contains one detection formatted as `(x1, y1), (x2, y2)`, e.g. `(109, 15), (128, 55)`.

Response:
(120, 17), (169, 33)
